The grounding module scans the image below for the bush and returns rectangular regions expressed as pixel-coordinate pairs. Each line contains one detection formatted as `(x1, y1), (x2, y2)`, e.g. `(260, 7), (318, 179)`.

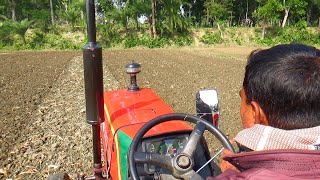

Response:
(140, 35), (155, 48)
(311, 33), (320, 45)
(155, 37), (170, 48)
(0, 21), (15, 47)
(253, 24), (319, 46)
(139, 35), (171, 48)
(235, 37), (242, 45)
(200, 31), (223, 44)
(255, 36), (275, 46)
(26, 30), (46, 49)
(124, 35), (140, 48)
(58, 39), (79, 49)
(173, 35), (193, 46)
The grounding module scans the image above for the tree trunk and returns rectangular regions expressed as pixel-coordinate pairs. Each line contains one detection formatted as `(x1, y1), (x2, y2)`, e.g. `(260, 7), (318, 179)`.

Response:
(81, 10), (84, 20)
(281, 8), (289, 28)
(245, 0), (248, 24)
(306, 9), (311, 25)
(229, 11), (233, 27)
(206, 8), (210, 26)
(11, 0), (16, 21)
(217, 22), (223, 38)
(151, 0), (157, 38)
(135, 16), (140, 31)
(262, 19), (266, 39)
(148, 15), (153, 38)
(125, 16), (128, 33)
(50, 0), (55, 25)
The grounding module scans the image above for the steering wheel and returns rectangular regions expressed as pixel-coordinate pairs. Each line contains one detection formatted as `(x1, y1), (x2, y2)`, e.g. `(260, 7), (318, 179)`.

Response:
(128, 113), (235, 180)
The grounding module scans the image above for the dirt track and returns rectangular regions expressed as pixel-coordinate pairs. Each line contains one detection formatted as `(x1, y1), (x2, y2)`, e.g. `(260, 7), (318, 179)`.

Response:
(0, 47), (257, 179)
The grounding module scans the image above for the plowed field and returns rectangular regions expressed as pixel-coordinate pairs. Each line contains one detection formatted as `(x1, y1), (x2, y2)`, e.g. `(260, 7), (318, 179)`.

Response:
(0, 47), (257, 179)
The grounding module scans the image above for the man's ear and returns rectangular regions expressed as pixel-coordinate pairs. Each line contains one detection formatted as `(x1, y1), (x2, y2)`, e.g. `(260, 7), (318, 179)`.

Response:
(250, 101), (269, 126)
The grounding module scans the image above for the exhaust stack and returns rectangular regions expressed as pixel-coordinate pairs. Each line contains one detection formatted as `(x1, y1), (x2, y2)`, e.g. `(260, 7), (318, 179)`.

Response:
(83, 0), (104, 178)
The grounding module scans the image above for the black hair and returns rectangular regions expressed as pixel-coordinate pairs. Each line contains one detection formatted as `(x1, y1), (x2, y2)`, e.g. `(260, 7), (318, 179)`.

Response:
(243, 43), (320, 130)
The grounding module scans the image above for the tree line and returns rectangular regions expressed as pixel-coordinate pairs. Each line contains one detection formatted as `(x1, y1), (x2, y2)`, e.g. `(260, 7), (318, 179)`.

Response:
(0, 0), (320, 49)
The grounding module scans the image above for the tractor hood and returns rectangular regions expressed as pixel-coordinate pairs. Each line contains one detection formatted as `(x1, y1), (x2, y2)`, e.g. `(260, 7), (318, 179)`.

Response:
(101, 88), (192, 179)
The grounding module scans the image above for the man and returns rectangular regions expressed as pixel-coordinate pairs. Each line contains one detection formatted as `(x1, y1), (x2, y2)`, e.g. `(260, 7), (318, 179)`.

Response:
(209, 43), (320, 179)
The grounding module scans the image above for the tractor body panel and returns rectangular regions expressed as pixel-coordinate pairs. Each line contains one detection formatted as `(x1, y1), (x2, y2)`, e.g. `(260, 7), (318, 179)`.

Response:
(101, 88), (192, 179)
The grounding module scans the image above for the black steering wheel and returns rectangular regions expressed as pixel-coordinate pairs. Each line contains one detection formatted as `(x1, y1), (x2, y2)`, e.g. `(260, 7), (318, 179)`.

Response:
(128, 113), (235, 180)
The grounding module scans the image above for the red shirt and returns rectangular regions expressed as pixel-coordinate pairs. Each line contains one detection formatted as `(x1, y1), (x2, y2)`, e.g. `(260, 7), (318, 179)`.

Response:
(207, 149), (320, 180)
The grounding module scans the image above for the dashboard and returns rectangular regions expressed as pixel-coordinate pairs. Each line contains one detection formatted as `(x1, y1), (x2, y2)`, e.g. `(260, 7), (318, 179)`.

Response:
(136, 132), (215, 179)
(144, 135), (188, 157)
(142, 134), (189, 174)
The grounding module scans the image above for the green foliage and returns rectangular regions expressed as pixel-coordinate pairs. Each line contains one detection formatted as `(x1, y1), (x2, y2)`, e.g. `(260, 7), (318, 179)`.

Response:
(200, 31), (224, 44)
(123, 33), (193, 48)
(255, 36), (275, 46)
(204, 1), (228, 22)
(27, 30), (46, 49)
(1, 0), (319, 50)
(105, 4), (130, 33)
(254, 22), (320, 46)
(124, 35), (140, 48)
(276, 27), (312, 44)
(0, 19), (32, 47)
(0, 21), (15, 47)
(12, 20), (33, 45)
(57, 0), (85, 30)
(173, 35), (193, 46)
(158, 0), (191, 35)
(149, 37), (171, 48)
(98, 24), (122, 47)
(139, 35), (158, 48)
(124, 34), (171, 48)
(280, 0), (308, 19)
(31, 10), (50, 31)
(253, 0), (283, 22)
(235, 37), (243, 45)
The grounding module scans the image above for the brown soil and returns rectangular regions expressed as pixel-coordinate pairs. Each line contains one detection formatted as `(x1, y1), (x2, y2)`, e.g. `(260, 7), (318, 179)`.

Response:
(0, 46), (257, 179)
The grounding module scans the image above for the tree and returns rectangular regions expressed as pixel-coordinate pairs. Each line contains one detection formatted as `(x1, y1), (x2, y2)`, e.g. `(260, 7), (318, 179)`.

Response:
(281, 0), (307, 27)
(58, 0), (85, 30)
(253, 0), (282, 39)
(204, 0), (229, 37)
(158, 0), (191, 35)
(188, 0), (205, 27)
(126, 0), (146, 31)
(106, 4), (130, 33)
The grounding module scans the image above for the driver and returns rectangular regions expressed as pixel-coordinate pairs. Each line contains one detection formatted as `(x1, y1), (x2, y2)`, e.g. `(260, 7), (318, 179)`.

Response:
(208, 43), (320, 179)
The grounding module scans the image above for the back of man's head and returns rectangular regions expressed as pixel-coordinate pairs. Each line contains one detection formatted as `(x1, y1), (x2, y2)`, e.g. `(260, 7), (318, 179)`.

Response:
(243, 43), (320, 130)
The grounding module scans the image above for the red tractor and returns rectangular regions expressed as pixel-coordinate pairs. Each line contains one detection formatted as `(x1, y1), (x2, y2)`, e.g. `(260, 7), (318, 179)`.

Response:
(51, 1), (234, 179)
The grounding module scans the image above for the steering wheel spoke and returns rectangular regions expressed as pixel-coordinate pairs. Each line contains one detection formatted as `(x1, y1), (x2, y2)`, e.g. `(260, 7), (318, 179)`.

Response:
(181, 122), (206, 157)
(134, 152), (174, 171)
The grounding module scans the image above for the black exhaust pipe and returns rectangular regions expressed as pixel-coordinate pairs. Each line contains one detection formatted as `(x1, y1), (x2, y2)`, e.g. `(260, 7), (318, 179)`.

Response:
(83, 0), (104, 179)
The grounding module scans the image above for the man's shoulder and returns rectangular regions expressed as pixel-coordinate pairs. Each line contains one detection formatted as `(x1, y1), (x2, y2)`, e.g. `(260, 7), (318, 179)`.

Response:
(214, 149), (320, 180)
(207, 168), (319, 180)
(224, 149), (320, 162)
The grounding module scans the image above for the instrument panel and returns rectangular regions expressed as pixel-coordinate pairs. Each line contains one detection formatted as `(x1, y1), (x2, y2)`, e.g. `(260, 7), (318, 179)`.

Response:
(142, 134), (189, 174)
